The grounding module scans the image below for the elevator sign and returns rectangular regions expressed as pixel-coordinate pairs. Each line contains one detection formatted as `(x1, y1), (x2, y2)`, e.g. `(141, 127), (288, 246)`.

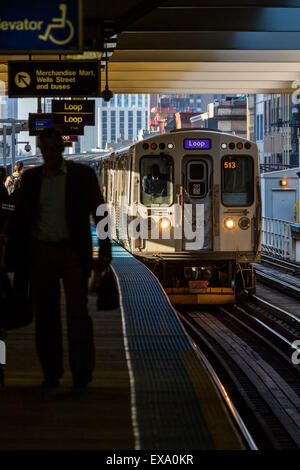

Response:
(8, 61), (100, 97)
(52, 100), (95, 126)
(0, 1), (82, 53)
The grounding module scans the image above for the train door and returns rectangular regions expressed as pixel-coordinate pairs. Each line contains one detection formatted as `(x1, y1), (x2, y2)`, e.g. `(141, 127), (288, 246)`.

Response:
(182, 156), (212, 251)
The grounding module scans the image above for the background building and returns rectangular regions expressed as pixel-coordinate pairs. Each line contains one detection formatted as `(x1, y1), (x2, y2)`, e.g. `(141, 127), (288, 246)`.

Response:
(85, 94), (149, 152)
(149, 94), (239, 133)
(149, 94), (203, 133)
(213, 96), (247, 137)
(250, 94), (300, 171)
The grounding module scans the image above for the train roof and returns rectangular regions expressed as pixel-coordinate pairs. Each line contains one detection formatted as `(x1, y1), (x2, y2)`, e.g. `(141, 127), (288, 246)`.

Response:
(91, 145), (132, 161)
(0, 152), (106, 168)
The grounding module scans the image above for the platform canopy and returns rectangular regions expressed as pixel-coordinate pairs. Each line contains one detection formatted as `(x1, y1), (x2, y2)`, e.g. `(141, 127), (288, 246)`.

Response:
(2, 0), (300, 94)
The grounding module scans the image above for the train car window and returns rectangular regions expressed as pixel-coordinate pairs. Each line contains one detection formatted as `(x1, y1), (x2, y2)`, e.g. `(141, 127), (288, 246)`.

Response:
(186, 161), (207, 198)
(140, 156), (173, 205)
(189, 163), (204, 180)
(222, 155), (254, 206)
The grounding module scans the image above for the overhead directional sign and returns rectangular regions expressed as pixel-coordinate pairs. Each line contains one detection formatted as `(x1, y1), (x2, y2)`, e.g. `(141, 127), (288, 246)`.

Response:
(28, 113), (52, 135)
(8, 61), (100, 97)
(52, 100), (95, 126)
(0, 0), (82, 53)
(62, 135), (78, 142)
(28, 113), (84, 136)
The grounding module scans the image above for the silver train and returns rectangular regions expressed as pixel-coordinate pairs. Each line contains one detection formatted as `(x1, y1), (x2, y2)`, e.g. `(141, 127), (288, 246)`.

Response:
(93, 129), (261, 304)
(18, 129), (261, 304)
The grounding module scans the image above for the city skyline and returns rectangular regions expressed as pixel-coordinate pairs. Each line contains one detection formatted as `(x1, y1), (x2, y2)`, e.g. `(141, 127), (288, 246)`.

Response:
(0, 92), (299, 170)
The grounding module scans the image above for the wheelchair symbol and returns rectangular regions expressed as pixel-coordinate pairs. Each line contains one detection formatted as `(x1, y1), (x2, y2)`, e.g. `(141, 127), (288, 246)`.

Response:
(38, 3), (74, 45)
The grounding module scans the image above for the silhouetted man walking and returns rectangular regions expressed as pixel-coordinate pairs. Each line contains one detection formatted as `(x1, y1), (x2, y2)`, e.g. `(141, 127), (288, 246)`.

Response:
(14, 127), (111, 389)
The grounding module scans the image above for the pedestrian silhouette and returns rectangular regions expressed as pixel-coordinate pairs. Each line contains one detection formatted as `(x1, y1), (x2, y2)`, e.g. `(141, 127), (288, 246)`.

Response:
(13, 127), (111, 389)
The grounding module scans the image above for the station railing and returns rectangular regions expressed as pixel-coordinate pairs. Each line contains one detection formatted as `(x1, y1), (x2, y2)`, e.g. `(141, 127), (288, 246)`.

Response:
(261, 216), (292, 259)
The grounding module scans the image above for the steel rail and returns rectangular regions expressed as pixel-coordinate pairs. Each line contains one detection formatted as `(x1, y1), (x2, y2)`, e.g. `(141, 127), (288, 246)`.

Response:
(244, 292), (300, 329)
(261, 254), (300, 276)
(255, 268), (300, 299)
(176, 309), (258, 450)
(178, 307), (300, 449)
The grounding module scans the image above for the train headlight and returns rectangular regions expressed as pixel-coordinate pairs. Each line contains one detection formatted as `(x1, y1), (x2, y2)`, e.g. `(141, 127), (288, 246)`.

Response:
(224, 217), (236, 230)
(160, 218), (171, 230)
(238, 217), (250, 230)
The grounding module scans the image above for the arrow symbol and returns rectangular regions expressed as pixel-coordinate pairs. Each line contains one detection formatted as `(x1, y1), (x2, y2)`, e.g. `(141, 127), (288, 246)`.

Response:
(18, 73), (29, 86)
(14, 72), (31, 88)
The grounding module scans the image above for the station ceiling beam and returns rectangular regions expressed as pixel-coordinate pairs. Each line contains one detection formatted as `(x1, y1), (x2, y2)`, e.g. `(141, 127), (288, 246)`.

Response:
(102, 0), (300, 93)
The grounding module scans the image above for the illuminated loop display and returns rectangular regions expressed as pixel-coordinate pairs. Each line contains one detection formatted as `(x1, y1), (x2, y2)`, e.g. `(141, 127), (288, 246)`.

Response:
(184, 139), (211, 150)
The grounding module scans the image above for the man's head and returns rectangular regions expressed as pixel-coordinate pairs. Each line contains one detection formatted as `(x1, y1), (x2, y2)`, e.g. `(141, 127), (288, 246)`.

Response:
(15, 161), (24, 174)
(39, 127), (64, 170)
(152, 164), (160, 178)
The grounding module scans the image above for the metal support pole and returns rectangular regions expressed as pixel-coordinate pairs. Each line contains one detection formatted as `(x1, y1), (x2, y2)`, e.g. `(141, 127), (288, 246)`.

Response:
(36, 97), (42, 151)
(2, 125), (6, 170)
(11, 123), (15, 172)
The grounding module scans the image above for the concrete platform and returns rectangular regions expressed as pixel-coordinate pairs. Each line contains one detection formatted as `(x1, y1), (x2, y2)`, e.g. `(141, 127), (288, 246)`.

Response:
(0, 240), (244, 450)
(0, 292), (134, 450)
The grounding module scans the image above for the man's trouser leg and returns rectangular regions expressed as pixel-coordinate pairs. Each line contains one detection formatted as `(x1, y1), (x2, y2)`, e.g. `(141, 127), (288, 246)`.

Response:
(62, 246), (95, 380)
(31, 242), (64, 379)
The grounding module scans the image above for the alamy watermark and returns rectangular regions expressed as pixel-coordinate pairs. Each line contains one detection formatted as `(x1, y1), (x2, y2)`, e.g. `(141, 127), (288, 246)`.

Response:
(0, 340), (6, 365)
(95, 198), (205, 249)
(291, 80), (300, 105)
(291, 340), (300, 365)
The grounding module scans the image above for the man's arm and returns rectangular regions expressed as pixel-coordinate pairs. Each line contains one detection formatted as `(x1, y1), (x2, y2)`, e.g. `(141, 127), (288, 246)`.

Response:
(143, 175), (151, 194)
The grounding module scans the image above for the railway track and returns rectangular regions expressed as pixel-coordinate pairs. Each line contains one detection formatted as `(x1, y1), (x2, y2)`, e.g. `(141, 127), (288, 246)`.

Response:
(255, 269), (300, 299)
(255, 256), (300, 300)
(261, 254), (300, 277)
(177, 302), (300, 449)
(241, 293), (300, 338)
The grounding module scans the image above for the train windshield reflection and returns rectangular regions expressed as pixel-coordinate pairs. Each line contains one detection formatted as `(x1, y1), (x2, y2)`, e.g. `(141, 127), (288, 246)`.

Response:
(141, 156), (173, 205)
(222, 155), (254, 206)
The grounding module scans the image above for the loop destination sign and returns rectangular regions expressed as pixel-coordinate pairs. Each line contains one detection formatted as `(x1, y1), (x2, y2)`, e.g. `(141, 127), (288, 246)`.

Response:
(8, 61), (100, 97)
(0, 0), (82, 53)
(52, 99), (95, 126)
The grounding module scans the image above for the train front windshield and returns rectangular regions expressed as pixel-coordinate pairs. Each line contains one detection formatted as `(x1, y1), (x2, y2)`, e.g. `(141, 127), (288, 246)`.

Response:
(222, 155), (254, 206)
(141, 156), (173, 205)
